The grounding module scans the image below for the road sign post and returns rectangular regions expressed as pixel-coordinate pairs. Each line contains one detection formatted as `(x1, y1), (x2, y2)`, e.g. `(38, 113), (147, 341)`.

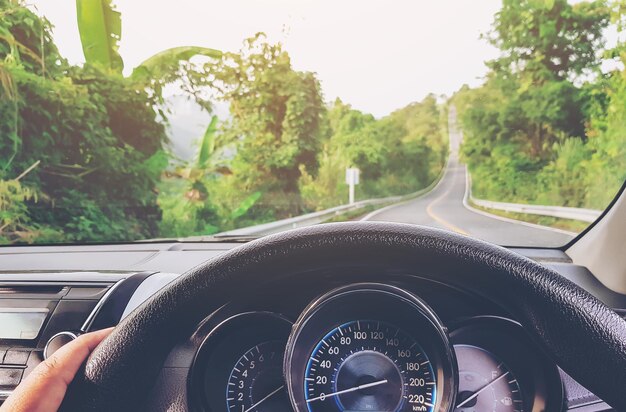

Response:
(345, 167), (360, 205)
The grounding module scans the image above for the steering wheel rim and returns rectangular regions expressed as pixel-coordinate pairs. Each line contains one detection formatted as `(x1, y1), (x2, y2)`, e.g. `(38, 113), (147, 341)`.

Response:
(60, 222), (626, 411)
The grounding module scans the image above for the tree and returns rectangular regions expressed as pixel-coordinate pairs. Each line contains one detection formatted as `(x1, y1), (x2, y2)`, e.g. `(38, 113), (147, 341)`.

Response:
(455, 0), (621, 210)
(211, 34), (325, 216)
(488, 0), (610, 81)
(326, 99), (386, 175)
(75, 0), (221, 106)
(580, 0), (626, 208)
(0, 0), (169, 243)
(300, 96), (448, 207)
(486, 0), (609, 157)
(157, 115), (264, 237)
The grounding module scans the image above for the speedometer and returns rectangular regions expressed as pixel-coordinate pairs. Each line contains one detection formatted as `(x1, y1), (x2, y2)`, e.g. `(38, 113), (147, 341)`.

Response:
(305, 320), (436, 412)
(285, 283), (457, 412)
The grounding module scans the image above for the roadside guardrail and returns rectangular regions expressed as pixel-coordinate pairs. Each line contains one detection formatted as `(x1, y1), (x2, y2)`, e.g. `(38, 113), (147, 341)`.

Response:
(470, 197), (602, 223)
(215, 197), (399, 237)
(465, 172), (601, 223)
(216, 162), (448, 237)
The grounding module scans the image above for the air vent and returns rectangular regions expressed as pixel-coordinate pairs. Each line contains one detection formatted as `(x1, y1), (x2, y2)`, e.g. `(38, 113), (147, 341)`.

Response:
(0, 285), (65, 295)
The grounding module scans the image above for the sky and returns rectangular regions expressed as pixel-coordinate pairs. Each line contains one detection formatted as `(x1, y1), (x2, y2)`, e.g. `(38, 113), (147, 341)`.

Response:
(31, 0), (502, 118)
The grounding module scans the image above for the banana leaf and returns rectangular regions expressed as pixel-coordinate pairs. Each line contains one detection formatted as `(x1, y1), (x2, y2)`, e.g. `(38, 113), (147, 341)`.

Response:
(197, 115), (219, 169)
(230, 192), (262, 220)
(76, 0), (123, 72)
(130, 46), (222, 84)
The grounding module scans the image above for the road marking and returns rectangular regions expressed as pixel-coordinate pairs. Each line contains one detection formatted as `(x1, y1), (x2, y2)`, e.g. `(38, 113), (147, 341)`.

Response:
(360, 198), (413, 221)
(361, 111), (574, 240)
(361, 156), (452, 221)
(425, 189), (470, 236)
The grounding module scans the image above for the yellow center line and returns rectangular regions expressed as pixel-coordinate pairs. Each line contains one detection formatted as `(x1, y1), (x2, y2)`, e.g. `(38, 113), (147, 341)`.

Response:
(425, 189), (470, 236)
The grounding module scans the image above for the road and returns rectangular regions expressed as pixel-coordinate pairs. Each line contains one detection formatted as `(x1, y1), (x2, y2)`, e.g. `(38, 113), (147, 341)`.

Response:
(362, 109), (575, 247)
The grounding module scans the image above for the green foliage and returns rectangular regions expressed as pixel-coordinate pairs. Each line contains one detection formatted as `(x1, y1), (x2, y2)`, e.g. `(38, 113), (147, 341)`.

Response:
(0, 0), (59, 75)
(299, 148), (345, 209)
(6, 0), (622, 246)
(300, 96), (448, 209)
(157, 114), (259, 238)
(197, 115), (219, 169)
(176, 35), (447, 228)
(208, 34), (326, 216)
(455, 0), (624, 210)
(76, 0), (123, 72)
(230, 191), (262, 220)
(536, 138), (592, 206)
(0, 179), (36, 236)
(156, 177), (220, 238)
(131, 46), (222, 84)
(583, 62), (626, 208)
(326, 99), (386, 174)
(0, 174), (62, 244)
(487, 0), (609, 80)
(76, 0), (221, 109)
(130, 46), (222, 107)
(1, 4), (448, 244)
(1, 1), (168, 243)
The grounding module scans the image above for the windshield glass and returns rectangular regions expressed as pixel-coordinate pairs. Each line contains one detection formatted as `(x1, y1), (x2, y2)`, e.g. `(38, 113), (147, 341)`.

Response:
(1, 0), (624, 247)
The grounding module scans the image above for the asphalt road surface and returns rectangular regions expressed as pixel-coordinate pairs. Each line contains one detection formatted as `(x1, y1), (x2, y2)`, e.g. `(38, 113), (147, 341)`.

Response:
(362, 110), (576, 247)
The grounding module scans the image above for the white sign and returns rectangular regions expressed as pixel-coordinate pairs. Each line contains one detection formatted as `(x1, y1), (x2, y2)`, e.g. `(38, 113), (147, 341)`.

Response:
(345, 167), (360, 205)
(345, 168), (360, 185)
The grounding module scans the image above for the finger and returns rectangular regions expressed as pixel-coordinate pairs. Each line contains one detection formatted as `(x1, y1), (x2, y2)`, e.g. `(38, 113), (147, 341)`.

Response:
(40, 327), (114, 386)
(0, 328), (113, 412)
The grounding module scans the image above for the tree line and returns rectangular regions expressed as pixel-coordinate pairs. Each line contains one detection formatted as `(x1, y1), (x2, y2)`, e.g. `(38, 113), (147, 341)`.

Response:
(3, 0), (622, 245)
(453, 0), (625, 210)
(0, 3), (447, 243)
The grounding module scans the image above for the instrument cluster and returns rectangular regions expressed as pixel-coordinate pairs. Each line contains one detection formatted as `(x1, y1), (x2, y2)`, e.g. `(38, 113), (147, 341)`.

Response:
(190, 283), (562, 412)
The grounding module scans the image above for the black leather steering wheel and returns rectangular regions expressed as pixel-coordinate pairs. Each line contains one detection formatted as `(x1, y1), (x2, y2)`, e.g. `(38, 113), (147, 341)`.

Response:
(60, 222), (626, 411)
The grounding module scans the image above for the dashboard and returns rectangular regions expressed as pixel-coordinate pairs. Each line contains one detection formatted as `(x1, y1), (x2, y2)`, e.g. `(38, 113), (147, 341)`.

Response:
(188, 279), (562, 412)
(0, 242), (623, 411)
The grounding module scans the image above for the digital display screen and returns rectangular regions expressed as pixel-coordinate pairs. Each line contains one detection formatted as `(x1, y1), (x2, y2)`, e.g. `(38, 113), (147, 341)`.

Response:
(0, 309), (49, 340)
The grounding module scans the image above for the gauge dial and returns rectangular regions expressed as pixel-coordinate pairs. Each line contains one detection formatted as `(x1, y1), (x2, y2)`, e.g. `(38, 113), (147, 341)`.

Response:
(227, 340), (290, 412)
(449, 317), (564, 412)
(191, 312), (294, 412)
(285, 284), (457, 412)
(304, 320), (436, 412)
(454, 345), (523, 412)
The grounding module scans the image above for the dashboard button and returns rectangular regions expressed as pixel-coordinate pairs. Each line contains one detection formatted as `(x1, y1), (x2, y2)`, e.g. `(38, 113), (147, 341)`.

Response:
(0, 368), (23, 387)
(44, 331), (78, 360)
(3, 350), (30, 366)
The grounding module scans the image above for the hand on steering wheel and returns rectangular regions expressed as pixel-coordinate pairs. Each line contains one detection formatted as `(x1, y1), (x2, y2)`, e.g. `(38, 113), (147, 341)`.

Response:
(0, 328), (113, 412)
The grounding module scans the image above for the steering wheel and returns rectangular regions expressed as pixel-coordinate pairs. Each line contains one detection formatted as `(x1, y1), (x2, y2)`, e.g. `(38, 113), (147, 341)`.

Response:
(59, 222), (626, 411)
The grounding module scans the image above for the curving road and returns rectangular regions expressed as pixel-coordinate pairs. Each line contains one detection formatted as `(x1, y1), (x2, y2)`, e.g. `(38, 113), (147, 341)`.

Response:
(361, 109), (575, 247)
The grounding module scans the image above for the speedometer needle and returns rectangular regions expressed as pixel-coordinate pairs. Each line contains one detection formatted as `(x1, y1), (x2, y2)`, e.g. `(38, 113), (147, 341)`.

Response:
(455, 371), (510, 409)
(306, 379), (389, 403)
(244, 385), (284, 412)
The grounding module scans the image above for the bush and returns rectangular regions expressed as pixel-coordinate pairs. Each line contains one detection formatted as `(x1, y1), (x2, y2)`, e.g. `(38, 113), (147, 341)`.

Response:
(1, 2), (168, 243)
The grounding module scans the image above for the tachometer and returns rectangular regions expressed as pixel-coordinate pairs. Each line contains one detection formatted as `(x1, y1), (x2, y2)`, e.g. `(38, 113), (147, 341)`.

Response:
(190, 312), (294, 412)
(227, 340), (290, 412)
(285, 283), (457, 412)
(305, 320), (436, 412)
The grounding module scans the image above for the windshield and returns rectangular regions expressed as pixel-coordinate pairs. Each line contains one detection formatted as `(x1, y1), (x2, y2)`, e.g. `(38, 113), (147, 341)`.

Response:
(1, 0), (624, 247)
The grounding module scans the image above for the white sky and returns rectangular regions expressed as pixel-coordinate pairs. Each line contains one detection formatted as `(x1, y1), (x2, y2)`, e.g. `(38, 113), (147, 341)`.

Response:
(32, 0), (501, 117)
